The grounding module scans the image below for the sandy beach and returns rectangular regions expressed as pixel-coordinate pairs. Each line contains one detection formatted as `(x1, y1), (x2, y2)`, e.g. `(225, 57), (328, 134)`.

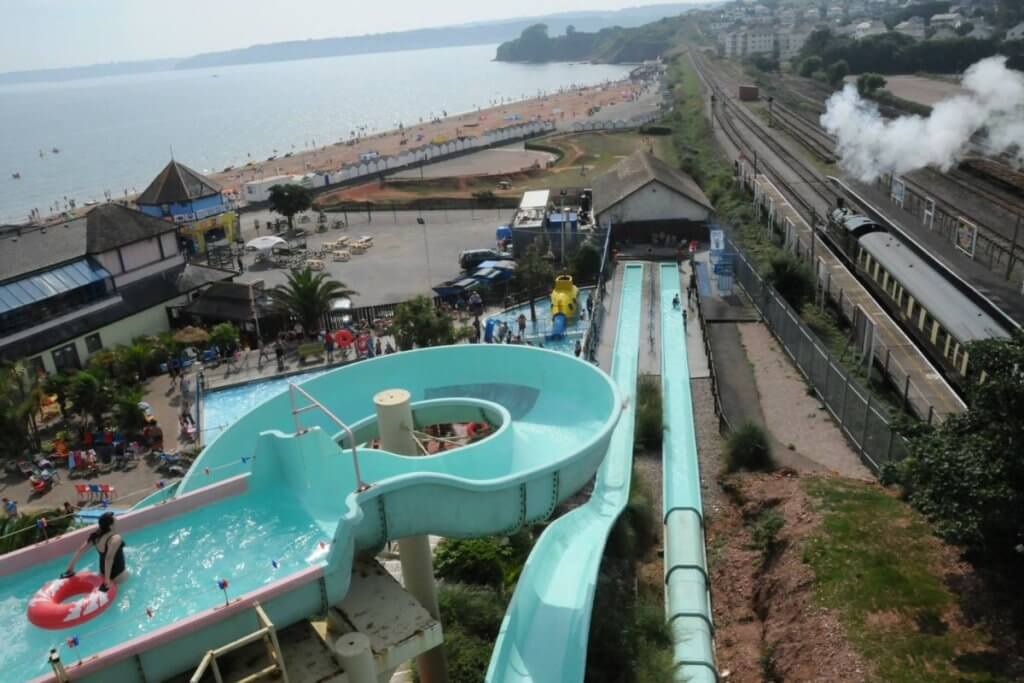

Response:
(211, 79), (645, 195)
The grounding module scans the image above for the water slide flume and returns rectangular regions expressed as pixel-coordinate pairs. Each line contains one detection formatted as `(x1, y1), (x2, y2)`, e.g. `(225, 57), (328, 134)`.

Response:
(486, 263), (645, 682)
(1, 345), (621, 683)
(659, 263), (716, 681)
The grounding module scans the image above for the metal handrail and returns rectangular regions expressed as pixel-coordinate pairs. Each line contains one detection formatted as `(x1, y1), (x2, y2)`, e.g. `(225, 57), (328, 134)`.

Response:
(287, 383), (370, 492)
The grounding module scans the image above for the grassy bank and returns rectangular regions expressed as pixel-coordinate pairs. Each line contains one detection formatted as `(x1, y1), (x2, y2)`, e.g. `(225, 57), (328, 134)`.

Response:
(804, 478), (1013, 683)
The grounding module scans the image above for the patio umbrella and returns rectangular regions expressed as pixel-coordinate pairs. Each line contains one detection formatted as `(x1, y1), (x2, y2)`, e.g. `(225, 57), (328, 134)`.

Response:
(173, 326), (209, 344)
(245, 236), (287, 252)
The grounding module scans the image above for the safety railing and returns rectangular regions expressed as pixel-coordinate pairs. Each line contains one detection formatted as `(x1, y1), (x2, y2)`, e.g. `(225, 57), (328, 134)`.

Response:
(288, 383), (370, 492)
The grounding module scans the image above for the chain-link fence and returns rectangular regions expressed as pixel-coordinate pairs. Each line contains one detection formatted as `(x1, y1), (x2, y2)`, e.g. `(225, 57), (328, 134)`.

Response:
(750, 179), (957, 423)
(732, 244), (909, 473)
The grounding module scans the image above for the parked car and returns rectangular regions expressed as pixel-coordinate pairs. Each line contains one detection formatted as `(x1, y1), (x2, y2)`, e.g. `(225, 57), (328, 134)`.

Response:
(459, 248), (505, 272)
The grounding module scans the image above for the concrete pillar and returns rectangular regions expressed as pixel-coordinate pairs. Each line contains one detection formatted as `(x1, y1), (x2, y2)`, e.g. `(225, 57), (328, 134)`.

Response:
(373, 389), (448, 683)
(334, 633), (376, 683)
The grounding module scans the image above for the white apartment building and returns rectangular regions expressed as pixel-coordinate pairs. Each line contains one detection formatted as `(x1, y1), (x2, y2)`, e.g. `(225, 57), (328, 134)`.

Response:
(720, 30), (777, 58)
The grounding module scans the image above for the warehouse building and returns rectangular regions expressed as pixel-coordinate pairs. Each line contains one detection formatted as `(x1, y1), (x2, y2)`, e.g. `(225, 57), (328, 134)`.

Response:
(593, 150), (713, 244)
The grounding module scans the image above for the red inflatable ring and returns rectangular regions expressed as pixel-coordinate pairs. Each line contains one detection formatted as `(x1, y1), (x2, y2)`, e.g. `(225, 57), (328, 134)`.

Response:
(27, 572), (117, 630)
(334, 329), (354, 347)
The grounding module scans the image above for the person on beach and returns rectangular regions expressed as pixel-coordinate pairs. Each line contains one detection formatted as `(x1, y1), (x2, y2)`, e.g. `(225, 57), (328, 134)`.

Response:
(62, 512), (127, 591)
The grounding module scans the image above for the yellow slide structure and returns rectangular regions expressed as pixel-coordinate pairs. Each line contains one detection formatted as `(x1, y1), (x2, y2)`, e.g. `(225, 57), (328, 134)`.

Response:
(549, 275), (579, 338)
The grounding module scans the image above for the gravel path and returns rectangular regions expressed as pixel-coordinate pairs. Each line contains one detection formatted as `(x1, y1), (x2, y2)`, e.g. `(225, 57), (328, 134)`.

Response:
(738, 324), (873, 480)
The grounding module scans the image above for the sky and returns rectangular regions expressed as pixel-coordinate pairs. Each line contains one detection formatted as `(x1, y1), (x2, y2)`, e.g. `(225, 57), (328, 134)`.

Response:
(0, 0), (688, 72)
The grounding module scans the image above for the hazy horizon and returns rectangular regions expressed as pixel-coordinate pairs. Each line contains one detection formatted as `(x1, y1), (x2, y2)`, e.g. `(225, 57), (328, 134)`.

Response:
(0, 0), (698, 73)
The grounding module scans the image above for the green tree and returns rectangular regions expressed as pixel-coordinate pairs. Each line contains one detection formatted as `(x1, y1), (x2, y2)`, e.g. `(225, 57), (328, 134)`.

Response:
(69, 371), (109, 428)
(209, 322), (240, 350)
(512, 240), (555, 322)
(272, 267), (357, 334)
(391, 296), (468, 350)
(856, 72), (888, 95)
(113, 386), (147, 434)
(267, 184), (313, 232)
(570, 241), (602, 282)
(884, 332), (1024, 559)
(0, 364), (37, 462)
(826, 59), (849, 86)
(799, 55), (823, 76)
(42, 373), (71, 420)
(113, 341), (152, 384)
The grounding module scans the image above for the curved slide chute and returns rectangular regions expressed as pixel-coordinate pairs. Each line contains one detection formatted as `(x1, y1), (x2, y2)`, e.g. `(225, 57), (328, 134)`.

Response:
(486, 263), (644, 682)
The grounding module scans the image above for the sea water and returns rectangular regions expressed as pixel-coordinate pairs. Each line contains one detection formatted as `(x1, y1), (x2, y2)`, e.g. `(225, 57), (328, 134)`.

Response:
(0, 45), (630, 222)
(0, 490), (328, 682)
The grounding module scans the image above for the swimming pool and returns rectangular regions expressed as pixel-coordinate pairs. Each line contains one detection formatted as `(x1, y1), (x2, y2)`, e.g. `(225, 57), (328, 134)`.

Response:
(487, 288), (593, 355)
(202, 369), (328, 440)
(0, 484), (329, 683)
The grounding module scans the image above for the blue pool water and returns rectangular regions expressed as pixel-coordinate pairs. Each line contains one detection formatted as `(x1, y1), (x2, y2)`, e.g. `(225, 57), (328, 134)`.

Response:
(203, 369), (328, 440)
(0, 489), (328, 682)
(487, 288), (593, 355)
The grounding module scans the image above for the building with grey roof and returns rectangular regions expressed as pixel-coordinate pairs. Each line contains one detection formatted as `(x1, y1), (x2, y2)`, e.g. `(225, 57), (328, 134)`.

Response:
(0, 203), (233, 374)
(593, 150), (713, 243)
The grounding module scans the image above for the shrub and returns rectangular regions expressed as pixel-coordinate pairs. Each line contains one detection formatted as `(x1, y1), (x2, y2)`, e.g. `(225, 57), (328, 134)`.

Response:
(748, 509), (785, 556)
(434, 530), (533, 594)
(209, 322), (239, 350)
(570, 241), (602, 283)
(634, 375), (663, 449)
(799, 55), (823, 77)
(437, 625), (492, 683)
(437, 584), (506, 641)
(608, 468), (657, 559)
(724, 421), (774, 472)
(767, 253), (815, 309)
(434, 537), (510, 590)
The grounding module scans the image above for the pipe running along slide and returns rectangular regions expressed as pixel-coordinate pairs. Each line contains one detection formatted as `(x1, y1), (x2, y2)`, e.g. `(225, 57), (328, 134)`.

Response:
(659, 263), (716, 681)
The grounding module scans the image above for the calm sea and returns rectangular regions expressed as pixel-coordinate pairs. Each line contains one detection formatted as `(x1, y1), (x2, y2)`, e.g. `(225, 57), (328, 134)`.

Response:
(0, 44), (630, 223)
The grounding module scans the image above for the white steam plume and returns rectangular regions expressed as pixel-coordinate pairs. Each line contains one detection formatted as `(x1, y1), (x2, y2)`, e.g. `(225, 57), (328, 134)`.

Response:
(819, 56), (1024, 181)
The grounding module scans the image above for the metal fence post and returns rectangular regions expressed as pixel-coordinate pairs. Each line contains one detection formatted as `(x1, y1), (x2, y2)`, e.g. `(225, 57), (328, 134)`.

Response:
(861, 393), (873, 457)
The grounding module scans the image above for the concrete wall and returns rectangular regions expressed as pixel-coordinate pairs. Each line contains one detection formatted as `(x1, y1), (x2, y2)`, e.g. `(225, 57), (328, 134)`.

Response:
(31, 296), (187, 374)
(599, 181), (711, 227)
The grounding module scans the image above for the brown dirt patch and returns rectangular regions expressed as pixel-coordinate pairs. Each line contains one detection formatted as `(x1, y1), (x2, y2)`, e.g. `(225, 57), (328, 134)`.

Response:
(709, 470), (871, 682)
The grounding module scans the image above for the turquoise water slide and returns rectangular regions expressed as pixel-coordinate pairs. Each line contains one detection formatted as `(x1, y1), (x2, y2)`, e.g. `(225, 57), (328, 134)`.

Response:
(659, 263), (716, 682)
(2, 341), (627, 682)
(486, 263), (644, 682)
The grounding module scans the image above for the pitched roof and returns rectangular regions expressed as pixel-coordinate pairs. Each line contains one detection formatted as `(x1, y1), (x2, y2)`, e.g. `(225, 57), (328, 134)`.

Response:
(0, 204), (177, 283)
(84, 203), (177, 252)
(592, 150), (713, 217)
(0, 218), (89, 282)
(136, 160), (222, 206)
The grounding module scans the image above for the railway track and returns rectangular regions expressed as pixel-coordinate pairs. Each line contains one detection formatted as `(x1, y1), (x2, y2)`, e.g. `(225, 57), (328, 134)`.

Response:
(769, 101), (838, 164)
(900, 171), (1019, 251)
(691, 52), (836, 219)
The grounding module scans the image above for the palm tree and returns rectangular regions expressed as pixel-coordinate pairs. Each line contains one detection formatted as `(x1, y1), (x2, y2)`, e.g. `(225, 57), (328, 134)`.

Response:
(69, 370), (109, 428)
(0, 363), (37, 461)
(273, 267), (357, 334)
(268, 184), (313, 233)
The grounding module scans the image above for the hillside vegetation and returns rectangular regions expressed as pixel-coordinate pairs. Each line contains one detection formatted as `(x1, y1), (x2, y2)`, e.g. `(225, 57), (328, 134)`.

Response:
(495, 17), (690, 64)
